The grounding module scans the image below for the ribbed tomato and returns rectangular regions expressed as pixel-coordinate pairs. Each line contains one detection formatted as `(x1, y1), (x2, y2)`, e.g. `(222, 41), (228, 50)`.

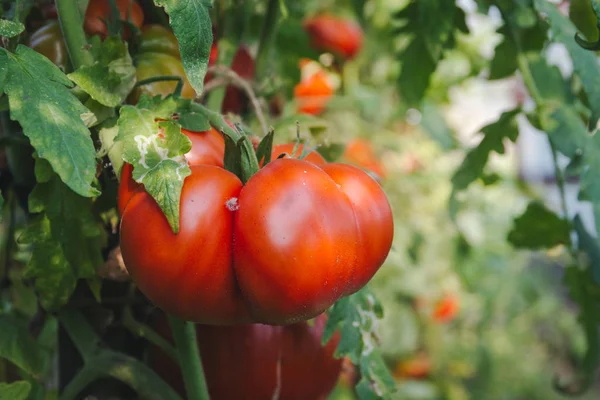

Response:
(84, 0), (144, 39)
(149, 313), (342, 400)
(120, 158), (393, 324)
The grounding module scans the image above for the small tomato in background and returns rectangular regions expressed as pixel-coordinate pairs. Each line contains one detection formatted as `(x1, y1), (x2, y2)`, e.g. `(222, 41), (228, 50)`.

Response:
(84, 0), (144, 40)
(394, 353), (432, 380)
(27, 21), (69, 71)
(303, 15), (364, 60)
(222, 45), (256, 115)
(149, 313), (342, 400)
(343, 138), (387, 180)
(294, 59), (336, 115)
(433, 294), (460, 323)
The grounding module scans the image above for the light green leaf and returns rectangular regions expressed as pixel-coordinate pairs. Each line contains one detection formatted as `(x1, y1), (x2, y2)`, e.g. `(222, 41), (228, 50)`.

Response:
(155, 0), (212, 96)
(116, 100), (191, 233)
(507, 202), (572, 249)
(0, 315), (44, 378)
(419, 100), (457, 150)
(0, 19), (24, 38)
(535, 0), (600, 122)
(324, 288), (397, 400)
(68, 37), (136, 107)
(452, 108), (520, 192)
(4, 45), (98, 197)
(0, 381), (31, 400)
(98, 119), (124, 176)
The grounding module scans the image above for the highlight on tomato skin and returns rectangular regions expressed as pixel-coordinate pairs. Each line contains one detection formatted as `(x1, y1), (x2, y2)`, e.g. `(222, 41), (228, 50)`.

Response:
(149, 312), (343, 400)
(303, 15), (364, 60)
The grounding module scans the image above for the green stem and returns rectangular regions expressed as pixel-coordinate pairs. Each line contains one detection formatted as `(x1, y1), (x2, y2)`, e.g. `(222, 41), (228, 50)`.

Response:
(167, 316), (209, 400)
(255, 0), (280, 78)
(56, 0), (94, 70)
(135, 75), (184, 96)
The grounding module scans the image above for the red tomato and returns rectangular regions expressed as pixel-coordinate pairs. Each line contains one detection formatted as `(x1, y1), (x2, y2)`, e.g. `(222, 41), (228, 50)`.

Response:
(294, 68), (335, 115)
(149, 313), (342, 400)
(120, 158), (393, 324)
(343, 139), (386, 179)
(433, 294), (460, 323)
(303, 15), (364, 60)
(117, 127), (225, 215)
(84, 0), (144, 39)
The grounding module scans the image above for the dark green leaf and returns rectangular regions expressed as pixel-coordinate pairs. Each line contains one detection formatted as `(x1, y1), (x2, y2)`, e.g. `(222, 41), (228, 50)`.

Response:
(507, 202), (571, 249)
(0, 19), (24, 38)
(0, 191), (3, 222)
(419, 100), (457, 150)
(528, 54), (568, 103)
(489, 33), (518, 79)
(535, 0), (600, 122)
(324, 288), (396, 399)
(0, 381), (31, 400)
(570, 0), (598, 41)
(68, 38), (136, 107)
(255, 130), (274, 167)
(116, 101), (191, 233)
(4, 45), (98, 197)
(574, 216), (600, 284)
(155, 0), (212, 96)
(178, 111), (211, 132)
(0, 315), (44, 377)
(398, 37), (436, 107)
(20, 161), (104, 311)
(452, 108), (520, 191)
(540, 104), (588, 158)
(0, 51), (8, 94)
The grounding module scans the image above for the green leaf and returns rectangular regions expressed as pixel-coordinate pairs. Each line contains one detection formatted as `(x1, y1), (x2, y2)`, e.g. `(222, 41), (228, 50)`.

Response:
(0, 19), (24, 38)
(20, 162), (104, 311)
(452, 108), (520, 192)
(324, 288), (397, 400)
(4, 45), (98, 197)
(507, 202), (571, 249)
(68, 37), (136, 107)
(0, 51), (8, 94)
(419, 100), (457, 150)
(98, 118), (124, 176)
(155, 0), (212, 96)
(489, 32), (518, 80)
(0, 381), (31, 400)
(574, 216), (600, 284)
(178, 111), (211, 132)
(116, 101), (191, 233)
(535, 0), (600, 123)
(570, 0), (598, 41)
(0, 315), (44, 378)
(395, 0), (467, 106)
(0, 191), (3, 222)
(255, 130), (274, 166)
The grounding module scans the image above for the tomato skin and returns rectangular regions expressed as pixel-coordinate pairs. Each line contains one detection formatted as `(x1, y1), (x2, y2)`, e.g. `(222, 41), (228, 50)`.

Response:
(150, 313), (342, 400)
(343, 139), (386, 179)
(303, 15), (363, 60)
(320, 163), (393, 294)
(28, 21), (69, 71)
(433, 294), (460, 323)
(120, 165), (252, 324)
(271, 143), (327, 165)
(84, 0), (144, 39)
(394, 353), (431, 380)
(138, 24), (180, 58)
(117, 127), (225, 215)
(233, 158), (360, 324)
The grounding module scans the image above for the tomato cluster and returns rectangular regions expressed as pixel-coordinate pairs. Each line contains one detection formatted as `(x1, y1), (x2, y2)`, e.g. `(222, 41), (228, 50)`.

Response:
(150, 313), (342, 400)
(119, 126), (394, 325)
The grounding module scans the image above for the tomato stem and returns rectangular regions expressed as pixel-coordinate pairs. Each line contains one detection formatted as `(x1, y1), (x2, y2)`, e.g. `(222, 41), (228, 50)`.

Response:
(135, 75), (184, 97)
(56, 0), (94, 70)
(167, 316), (210, 400)
(255, 0), (280, 78)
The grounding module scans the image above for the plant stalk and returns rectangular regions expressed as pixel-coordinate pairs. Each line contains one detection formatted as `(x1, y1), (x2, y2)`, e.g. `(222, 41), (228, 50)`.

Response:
(167, 316), (210, 400)
(56, 0), (94, 70)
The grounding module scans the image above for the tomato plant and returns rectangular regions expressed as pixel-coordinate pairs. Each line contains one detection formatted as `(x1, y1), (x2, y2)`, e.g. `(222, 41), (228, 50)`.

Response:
(27, 21), (69, 70)
(84, 0), (144, 39)
(150, 313), (342, 400)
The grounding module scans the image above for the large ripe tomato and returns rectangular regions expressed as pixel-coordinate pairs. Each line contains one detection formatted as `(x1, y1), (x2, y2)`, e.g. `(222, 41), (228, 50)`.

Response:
(303, 15), (364, 60)
(117, 127), (225, 215)
(129, 25), (195, 103)
(149, 313), (342, 400)
(270, 143), (327, 165)
(27, 21), (69, 71)
(120, 158), (393, 324)
(84, 0), (144, 39)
